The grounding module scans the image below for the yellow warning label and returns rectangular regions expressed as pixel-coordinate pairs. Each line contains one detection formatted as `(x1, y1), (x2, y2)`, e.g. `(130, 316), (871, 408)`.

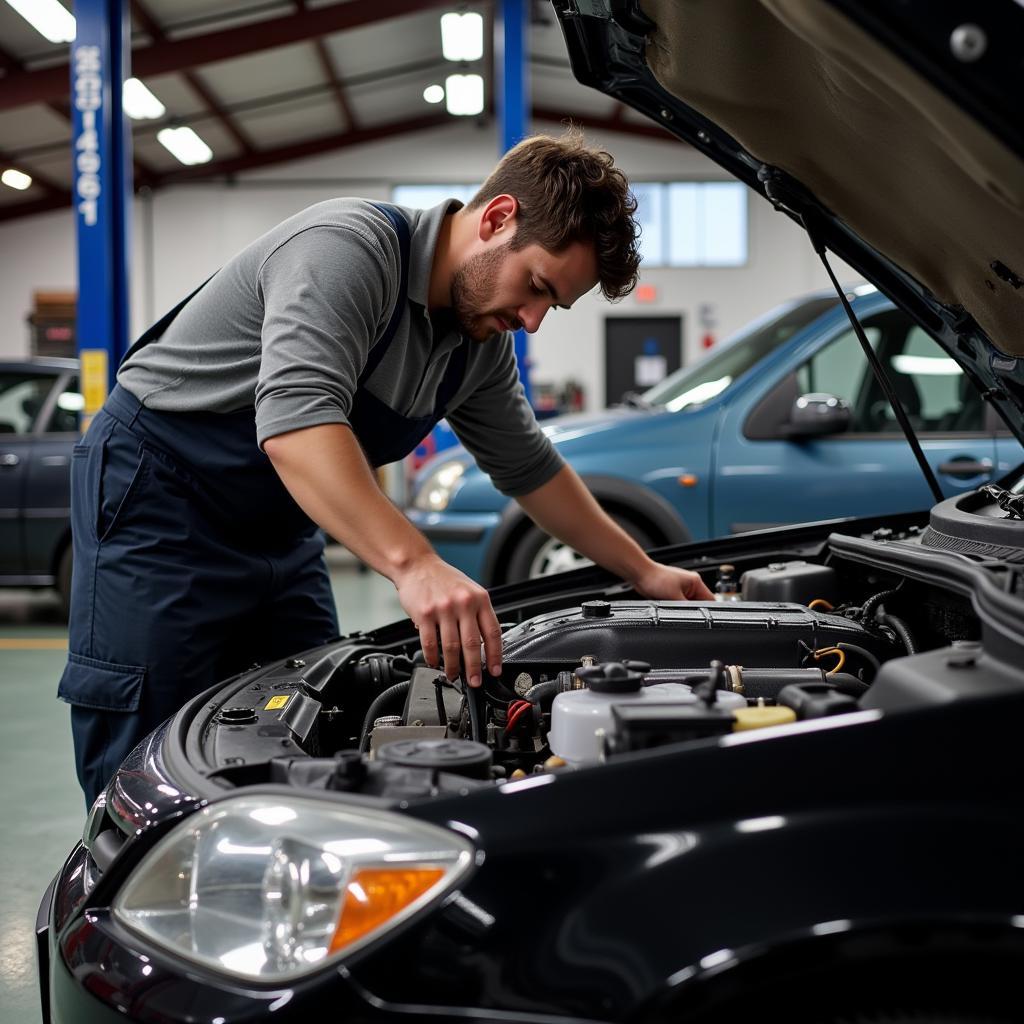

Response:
(264, 695), (289, 711)
(80, 349), (109, 415)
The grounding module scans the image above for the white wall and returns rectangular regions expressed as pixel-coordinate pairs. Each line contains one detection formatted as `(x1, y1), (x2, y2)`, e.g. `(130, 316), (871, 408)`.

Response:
(0, 119), (858, 408)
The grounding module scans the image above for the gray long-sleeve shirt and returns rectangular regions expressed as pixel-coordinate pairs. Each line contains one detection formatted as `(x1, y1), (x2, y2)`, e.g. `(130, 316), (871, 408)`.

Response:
(118, 197), (563, 497)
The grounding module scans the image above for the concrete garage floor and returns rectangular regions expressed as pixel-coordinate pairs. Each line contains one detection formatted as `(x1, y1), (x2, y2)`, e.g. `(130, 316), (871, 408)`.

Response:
(0, 547), (404, 1024)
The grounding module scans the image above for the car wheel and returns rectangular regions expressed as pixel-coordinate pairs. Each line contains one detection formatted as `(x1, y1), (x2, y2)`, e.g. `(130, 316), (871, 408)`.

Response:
(505, 513), (655, 582)
(56, 545), (73, 618)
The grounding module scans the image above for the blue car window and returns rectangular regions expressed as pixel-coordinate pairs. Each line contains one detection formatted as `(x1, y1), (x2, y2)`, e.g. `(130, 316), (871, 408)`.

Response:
(796, 311), (984, 434)
(0, 373), (55, 435)
(644, 296), (837, 411)
(797, 324), (883, 426)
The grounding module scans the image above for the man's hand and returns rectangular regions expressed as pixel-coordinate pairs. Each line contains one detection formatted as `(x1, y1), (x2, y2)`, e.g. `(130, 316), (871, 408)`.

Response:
(631, 560), (715, 601)
(394, 553), (503, 688)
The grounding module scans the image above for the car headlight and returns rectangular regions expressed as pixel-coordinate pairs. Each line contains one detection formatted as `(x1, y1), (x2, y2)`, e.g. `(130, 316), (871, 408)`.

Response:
(412, 459), (466, 511)
(112, 795), (474, 982)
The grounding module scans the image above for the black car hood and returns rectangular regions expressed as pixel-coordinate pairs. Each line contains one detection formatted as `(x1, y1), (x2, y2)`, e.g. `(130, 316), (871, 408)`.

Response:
(554, 0), (1024, 444)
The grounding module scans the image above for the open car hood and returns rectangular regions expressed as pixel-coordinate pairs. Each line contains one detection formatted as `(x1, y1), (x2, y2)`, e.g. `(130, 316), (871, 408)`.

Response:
(554, 0), (1024, 444)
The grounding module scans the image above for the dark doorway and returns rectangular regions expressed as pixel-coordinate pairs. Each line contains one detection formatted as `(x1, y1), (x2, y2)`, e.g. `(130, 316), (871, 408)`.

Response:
(604, 316), (683, 406)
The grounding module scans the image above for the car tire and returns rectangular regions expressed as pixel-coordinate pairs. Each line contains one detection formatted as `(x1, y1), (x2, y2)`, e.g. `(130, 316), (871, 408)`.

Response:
(505, 513), (655, 582)
(56, 545), (73, 619)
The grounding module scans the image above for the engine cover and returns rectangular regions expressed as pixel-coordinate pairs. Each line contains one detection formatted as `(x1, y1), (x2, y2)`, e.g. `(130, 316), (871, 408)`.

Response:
(501, 600), (892, 668)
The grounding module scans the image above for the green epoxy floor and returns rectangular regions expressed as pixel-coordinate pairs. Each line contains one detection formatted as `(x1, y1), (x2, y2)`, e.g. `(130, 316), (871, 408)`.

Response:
(0, 552), (404, 1024)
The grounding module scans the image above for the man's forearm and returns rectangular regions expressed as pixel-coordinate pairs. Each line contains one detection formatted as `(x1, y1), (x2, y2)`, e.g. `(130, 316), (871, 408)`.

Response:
(263, 423), (433, 581)
(515, 464), (652, 582)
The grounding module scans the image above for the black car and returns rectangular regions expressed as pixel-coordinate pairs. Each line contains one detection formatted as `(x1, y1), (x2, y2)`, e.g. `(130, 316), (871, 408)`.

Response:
(39, 3), (1024, 1023)
(0, 358), (81, 610)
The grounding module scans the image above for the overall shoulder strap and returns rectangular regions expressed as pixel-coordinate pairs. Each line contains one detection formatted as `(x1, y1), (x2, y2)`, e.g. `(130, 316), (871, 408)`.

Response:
(360, 202), (411, 383)
(120, 273), (216, 366)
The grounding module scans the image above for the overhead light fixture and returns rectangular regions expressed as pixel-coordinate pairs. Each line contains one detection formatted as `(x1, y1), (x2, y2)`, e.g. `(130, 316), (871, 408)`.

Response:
(157, 127), (213, 166)
(440, 11), (483, 62)
(444, 74), (484, 117)
(3, 0), (75, 44)
(123, 78), (166, 120)
(1, 168), (32, 191)
(423, 84), (445, 105)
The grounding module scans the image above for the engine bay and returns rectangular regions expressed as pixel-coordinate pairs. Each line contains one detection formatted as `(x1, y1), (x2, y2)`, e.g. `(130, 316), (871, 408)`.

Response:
(186, 508), (1024, 804)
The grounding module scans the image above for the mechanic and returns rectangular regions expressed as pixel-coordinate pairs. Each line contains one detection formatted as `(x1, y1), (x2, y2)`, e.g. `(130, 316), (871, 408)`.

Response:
(59, 131), (714, 805)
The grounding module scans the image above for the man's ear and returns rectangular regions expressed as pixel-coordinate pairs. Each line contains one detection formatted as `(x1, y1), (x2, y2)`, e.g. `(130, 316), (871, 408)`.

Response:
(478, 194), (518, 242)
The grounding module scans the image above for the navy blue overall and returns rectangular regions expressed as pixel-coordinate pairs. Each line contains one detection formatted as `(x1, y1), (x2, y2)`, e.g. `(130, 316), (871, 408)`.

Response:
(59, 204), (469, 806)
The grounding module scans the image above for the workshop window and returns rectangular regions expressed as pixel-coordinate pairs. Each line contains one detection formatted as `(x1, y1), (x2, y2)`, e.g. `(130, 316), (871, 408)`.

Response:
(392, 184), (481, 209)
(634, 181), (747, 267)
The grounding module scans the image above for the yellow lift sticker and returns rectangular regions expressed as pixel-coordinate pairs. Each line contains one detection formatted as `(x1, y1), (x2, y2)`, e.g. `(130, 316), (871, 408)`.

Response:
(264, 695), (290, 711)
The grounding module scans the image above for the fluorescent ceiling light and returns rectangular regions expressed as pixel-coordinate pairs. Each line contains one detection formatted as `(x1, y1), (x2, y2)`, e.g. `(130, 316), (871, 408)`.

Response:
(123, 78), (166, 120)
(1, 169), (32, 191)
(444, 74), (484, 117)
(157, 127), (213, 166)
(423, 84), (445, 104)
(4, 0), (75, 43)
(440, 11), (483, 62)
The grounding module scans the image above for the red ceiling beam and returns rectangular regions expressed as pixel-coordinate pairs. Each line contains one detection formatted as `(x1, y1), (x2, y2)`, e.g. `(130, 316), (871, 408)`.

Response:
(129, 0), (256, 156)
(0, 107), (680, 223)
(311, 37), (357, 131)
(294, 0), (358, 131)
(0, 0), (451, 113)
(0, 192), (70, 223)
(155, 112), (452, 184)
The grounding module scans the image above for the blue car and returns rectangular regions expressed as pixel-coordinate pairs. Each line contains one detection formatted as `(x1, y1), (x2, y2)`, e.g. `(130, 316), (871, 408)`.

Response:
(407, 288), (1022, 584)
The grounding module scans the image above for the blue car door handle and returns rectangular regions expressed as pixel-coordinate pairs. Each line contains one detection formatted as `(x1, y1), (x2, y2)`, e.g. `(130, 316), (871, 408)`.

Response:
(937, 457), (992, 479)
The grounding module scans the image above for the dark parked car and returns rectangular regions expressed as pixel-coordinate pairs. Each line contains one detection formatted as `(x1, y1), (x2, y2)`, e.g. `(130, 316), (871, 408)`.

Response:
(38, 2), (1024, 1023)
(0, 358), (81, 610)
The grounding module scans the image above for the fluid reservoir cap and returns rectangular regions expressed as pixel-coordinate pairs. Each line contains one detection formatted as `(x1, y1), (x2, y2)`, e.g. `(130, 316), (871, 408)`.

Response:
(576, 660), (645, 693)
(581, 600), (612, 619)
(377, 738), (492, 779)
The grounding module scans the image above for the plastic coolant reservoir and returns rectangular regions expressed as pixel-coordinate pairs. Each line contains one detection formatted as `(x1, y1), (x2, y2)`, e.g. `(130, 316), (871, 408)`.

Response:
(549, 683), (746, 764)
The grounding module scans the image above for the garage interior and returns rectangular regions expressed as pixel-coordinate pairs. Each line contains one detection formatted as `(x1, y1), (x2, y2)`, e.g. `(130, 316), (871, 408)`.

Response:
(0, 1), (912, 1021)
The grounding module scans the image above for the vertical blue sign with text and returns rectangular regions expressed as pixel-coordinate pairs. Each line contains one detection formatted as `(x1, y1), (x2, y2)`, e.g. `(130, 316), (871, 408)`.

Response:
(71, 0), (132, 410)
(498, 0), (531, 405)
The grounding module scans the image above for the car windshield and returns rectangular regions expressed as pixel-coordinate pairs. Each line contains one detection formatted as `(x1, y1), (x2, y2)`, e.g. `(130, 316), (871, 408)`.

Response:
(642, 296), (838, 411)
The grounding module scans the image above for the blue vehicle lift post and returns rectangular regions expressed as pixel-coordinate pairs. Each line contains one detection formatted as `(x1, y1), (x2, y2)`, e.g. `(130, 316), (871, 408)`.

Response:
(497, 0), (532, 405)
(71, 0), (133, 424)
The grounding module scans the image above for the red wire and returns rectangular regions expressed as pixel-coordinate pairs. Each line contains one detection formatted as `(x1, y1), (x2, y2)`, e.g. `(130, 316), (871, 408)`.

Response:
(504, 702), (532, 733)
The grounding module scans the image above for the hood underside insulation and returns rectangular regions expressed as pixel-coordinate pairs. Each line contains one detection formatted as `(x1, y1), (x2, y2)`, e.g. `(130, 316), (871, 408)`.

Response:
(641, 0), (1024, 358)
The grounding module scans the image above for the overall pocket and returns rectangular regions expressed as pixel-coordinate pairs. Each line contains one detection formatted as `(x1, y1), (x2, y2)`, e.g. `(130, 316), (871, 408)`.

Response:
(58, 652), (146, 711)
(96, 425), (153, 544)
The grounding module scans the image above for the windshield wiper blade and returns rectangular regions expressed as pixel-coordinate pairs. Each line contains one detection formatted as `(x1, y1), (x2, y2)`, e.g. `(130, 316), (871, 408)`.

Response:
(620, 391), (652, 409)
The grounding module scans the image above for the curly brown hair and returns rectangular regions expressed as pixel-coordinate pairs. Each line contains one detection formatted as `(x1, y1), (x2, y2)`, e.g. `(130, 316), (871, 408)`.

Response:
(466, 130), (640, 301)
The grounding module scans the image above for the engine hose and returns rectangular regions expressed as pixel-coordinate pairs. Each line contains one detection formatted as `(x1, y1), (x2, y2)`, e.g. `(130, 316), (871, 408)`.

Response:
(358, 680), (411, 753)
(877, 611), (918, 655)
(523, 679), (560, 708)
(827, 672), (871, 697)
(835, 642), (881, 680)
(466, 683), (483, 743)
(860, 582), (904, 622)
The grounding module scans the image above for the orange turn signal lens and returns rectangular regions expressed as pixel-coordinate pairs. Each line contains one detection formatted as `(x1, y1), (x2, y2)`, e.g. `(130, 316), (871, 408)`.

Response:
(678, 474), (699, 487)
(329, 867), (445, 953)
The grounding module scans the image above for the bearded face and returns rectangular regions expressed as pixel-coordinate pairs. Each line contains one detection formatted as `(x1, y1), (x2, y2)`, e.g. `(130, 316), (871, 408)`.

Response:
(450, 243), (523, 342)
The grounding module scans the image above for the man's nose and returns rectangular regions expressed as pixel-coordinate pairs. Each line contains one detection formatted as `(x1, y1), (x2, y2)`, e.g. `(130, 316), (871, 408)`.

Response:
(517, 301), (549, 334)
